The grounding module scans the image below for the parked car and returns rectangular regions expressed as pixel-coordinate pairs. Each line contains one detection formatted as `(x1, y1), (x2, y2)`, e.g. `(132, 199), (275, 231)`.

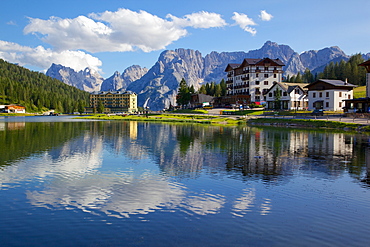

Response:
(311, 109), (324, 116)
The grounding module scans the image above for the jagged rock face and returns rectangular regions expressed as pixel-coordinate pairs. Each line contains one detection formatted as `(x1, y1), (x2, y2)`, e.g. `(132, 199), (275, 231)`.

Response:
(300, 46), (348, 71)
(46, 64), (103, 92)
(100, 65), (148, 91)
(46, 41), (364, 111)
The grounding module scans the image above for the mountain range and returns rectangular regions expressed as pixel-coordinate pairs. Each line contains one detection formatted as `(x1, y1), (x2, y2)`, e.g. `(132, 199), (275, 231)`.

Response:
(46, 41), (370, 111)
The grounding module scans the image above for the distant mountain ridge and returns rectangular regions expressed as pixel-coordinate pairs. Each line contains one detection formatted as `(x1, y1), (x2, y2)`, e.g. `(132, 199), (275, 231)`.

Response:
(46, 41), (368, 110)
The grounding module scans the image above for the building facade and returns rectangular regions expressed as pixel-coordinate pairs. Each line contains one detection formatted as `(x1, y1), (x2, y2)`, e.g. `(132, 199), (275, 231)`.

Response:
(305, 79), (356, 111)
(0, 105), (26, 113)
(225, 58), (285, 104)
(89, 90), (138, 113)
(265, 82), (308, 110)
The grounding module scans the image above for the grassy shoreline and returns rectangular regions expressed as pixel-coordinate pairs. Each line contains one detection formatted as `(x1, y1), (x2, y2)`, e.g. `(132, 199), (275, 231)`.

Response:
(79, 113), (370, 132)
(81, 113), (243, 125)
(247, 118), (370, 132)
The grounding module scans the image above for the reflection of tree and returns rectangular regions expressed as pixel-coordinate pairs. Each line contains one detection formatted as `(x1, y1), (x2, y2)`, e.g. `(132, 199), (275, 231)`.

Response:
(0, 122), (88, 167)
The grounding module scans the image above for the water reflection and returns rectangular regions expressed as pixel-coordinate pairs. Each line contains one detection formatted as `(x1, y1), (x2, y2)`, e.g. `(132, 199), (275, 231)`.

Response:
(0, 120), (369, 220)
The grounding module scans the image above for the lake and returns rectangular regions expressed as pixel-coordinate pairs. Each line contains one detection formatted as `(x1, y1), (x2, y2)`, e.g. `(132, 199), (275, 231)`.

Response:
(1, 116), (370, 246)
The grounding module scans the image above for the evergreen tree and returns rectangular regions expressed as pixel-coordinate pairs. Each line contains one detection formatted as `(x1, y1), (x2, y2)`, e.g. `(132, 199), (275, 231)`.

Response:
(219, 79), (227, 96)
(176, 78), (191, 108)
(78, 100), (85, 114)
(303, 68), (314, 83)
(97, 101), (105, 113)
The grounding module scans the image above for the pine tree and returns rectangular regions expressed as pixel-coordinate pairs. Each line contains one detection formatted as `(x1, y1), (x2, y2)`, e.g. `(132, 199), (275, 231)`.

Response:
(177, 78), (191, 108)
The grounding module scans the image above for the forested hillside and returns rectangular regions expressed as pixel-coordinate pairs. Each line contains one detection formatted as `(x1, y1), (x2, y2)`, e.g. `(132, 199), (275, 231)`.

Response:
(286, 54), (367, 85)
(0, 59), (89, 113)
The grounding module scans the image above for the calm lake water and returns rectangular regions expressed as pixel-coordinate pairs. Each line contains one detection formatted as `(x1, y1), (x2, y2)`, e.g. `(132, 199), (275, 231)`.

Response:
(1, 116), (370, 246)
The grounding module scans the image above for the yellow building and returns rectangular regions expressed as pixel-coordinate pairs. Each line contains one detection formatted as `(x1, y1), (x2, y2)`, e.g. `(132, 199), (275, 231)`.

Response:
(88, 90), (138, 113)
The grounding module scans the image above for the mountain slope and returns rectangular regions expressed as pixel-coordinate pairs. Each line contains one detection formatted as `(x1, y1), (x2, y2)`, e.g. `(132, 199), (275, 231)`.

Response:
(46, 64), (103, 92)
(45, 41), (360, 111)
(0, 59), (89, 112)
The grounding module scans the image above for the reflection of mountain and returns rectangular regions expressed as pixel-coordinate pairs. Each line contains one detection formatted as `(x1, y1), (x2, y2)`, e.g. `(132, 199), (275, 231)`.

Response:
(1, 120), (370, 219)
(0, 122), (89, 167)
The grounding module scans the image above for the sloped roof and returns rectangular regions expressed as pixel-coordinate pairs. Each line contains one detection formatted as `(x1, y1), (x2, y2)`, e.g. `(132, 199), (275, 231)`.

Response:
(225, 58), (285, 71)
(225, 63), (241, 72)
(304, 79), (356, 89)
(265, 82), (308, 95)
(359, 60), (370, 67)
(91, 90), (136, 95)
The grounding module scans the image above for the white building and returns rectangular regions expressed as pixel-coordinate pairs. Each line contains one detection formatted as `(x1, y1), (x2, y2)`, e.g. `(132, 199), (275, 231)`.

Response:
(225, 58), (285, 104)
(305, 79), (356, 111)
(265, 82), (308, 110)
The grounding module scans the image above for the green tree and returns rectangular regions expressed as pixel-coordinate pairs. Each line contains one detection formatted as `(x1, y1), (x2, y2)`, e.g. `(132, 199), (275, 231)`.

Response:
(78, 100), (85, 114)
(220, 79), (227, 96)
(274, 89), (282, 110)
(176, 78), (191, 108)
(97, 100), (105, 113)
(303, 68), (314, 83)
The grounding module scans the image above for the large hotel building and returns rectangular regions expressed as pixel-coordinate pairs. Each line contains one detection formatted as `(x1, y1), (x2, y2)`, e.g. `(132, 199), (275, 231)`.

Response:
(225, 58), (285, 104)
(88, 90), (138, 113)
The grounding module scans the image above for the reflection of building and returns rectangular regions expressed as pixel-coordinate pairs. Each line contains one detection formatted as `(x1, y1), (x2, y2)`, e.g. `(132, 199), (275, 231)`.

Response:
(305, 79), (355, 111)
(88, 90), (138, 113)
(225, 58), (285, 104)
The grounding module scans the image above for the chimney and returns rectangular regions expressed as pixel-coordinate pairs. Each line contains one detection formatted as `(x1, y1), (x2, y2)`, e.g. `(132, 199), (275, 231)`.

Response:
(345, 78), (348, 85)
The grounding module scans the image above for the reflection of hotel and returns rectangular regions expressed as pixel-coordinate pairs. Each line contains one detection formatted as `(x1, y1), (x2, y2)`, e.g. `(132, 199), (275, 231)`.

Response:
(226, 128), (354, 178)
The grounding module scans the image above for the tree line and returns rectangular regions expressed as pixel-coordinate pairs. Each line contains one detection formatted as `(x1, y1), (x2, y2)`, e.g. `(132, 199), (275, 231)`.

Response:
(176, 78), (227, 107)
(0, 59), (89, 113)
(285, 54), (367, 85)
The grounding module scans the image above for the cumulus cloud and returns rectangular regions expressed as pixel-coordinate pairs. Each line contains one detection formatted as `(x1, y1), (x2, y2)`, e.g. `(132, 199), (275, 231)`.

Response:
(0, 40), (102, 72)
(167, 11), (227, 28)
(231, 12), (257, 35)
(23, 9), (226, 54)
(259, 10), (273, 21)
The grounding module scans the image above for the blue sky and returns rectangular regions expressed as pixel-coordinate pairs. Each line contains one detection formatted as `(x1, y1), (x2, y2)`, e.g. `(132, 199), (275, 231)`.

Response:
(1, 0), (369, 77)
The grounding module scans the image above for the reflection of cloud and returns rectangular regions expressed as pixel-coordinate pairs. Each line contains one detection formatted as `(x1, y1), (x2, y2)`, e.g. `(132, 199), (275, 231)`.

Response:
(0, 134), (103, 188)
(260, 198), (272, 216)
(27, 172), (186, 218)
(232, 188), (256, 217)
(182, 192), (226, 215)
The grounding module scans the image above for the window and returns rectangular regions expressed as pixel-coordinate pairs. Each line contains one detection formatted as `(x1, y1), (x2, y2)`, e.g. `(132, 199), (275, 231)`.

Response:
(319, 92), (322, 98)
(326, 102), (329, 107)
(256, 73), (259, 77)
(326, 92), (329, 97)
(283, 92), (287, 96)
(264, 66), (268, 71)
(255, 81), (260, 85)
(348, 94), (351, 99)
(274, 74), (277, 78)
(339, 92), (342, 97)
(264, 74), (268, 78)
(269, 93), (272, 97)
(295, 89), (300, 94)
(264, 81), (269, 85)
(339, 102), (342, 107)
(313, 93), (316, 98)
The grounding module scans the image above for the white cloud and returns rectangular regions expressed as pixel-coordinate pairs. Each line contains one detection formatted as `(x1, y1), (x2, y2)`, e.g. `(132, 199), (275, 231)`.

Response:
(23, 9), (227, 54)
(259, 10), (273, 21)
(0, 40), (102, 72)
(231, 12), (257, 36)
(90, 8), (188, 52)
(167, 11), (227, 28)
